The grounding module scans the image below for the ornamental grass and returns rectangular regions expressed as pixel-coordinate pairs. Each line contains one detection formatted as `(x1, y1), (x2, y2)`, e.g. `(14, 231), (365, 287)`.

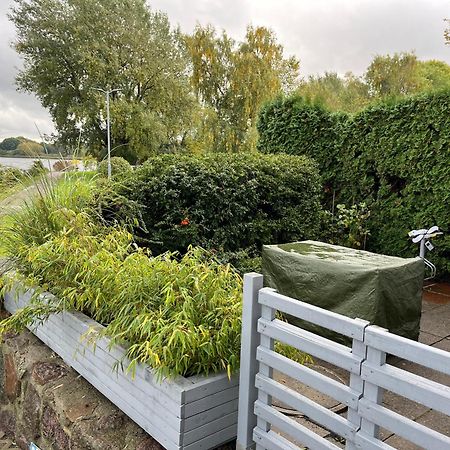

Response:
(0, 210), (242, 379)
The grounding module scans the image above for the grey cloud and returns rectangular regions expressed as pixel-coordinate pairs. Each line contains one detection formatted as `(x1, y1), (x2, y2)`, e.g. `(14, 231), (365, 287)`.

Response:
(1, 0), (449, 140)
(0, 1), (54, 140)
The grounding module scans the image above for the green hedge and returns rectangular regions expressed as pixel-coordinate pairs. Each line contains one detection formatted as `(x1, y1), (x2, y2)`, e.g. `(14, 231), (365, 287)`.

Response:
(98, 153), (323, 257)
(258, 91), (450, 275)
(258, 96), (346, 189)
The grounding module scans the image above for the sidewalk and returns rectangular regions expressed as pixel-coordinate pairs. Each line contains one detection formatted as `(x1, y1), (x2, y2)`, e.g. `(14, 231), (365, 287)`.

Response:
(274, 282), (450, 449)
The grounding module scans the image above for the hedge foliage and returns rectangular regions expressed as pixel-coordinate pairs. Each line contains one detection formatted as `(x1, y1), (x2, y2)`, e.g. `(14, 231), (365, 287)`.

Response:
(98, 153), (323, 257)
(258, 96), (346, 189)
(258, 91), (450, 274)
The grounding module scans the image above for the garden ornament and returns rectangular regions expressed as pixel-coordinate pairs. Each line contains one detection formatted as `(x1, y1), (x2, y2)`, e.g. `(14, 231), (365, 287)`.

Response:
(408, 225), (442, 279)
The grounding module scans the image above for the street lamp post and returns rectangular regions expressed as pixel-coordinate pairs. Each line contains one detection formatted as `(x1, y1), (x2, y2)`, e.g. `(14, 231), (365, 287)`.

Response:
(92, 87), (121, 179)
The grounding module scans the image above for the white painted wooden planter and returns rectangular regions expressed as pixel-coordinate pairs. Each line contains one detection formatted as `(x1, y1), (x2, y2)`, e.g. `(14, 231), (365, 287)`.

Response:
(3, 288), (239, 450)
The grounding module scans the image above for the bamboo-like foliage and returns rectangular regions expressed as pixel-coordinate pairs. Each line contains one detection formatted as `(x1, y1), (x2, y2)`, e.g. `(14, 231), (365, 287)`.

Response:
(1, 209), (243, 379)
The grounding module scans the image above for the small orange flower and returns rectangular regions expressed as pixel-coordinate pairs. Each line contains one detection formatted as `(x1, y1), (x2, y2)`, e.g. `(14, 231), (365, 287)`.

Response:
(180, 218), (190, 226)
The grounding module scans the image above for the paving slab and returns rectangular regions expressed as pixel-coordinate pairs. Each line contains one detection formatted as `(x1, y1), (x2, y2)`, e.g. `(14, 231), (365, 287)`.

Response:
(432, 337), (450, 352)
(392, 358), (450, 386)
(382, 389), (429, 421)
(416, 409), (450, 437)
(419, 303), (450, 338)
(384, 434), (422, 449)
(418, 330), (443, 345)
(274, 370), (341, 410)
(423, 282), (450, 297)
(421, 294), (443, 311)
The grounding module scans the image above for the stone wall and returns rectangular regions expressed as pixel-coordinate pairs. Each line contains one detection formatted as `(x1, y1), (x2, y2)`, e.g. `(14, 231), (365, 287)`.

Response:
(0, 323), (164, 450)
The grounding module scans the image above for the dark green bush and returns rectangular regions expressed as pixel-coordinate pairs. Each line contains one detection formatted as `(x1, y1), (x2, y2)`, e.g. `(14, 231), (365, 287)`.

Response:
(258, 90), (450, 275)
(98, 153), (323, 255)
(98, 156), (132, 179)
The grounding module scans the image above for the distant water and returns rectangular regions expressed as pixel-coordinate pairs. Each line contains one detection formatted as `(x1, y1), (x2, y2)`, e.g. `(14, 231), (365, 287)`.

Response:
(0, 157), (56, 171)
(0, 157), (88, 172)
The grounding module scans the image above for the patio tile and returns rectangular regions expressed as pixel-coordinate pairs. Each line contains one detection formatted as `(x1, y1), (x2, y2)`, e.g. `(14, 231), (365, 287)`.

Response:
(422, 290), (450, 305)
(274, 370), (341, 410)
(418, 331), (442, 345)
(384, 434), (423, 449)
(392, 359), (450, 386)
(272, 415), (330, 447)
(423, 282), (450, 297)
(419, 304), (450, 338)
(416, 409), (450, 437)
(421, 298), (442, 312)
(382, 390), (430, 421)
(432, 337), (450, 352)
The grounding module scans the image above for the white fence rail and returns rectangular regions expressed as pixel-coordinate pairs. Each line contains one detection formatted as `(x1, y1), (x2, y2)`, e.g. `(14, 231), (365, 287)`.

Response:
(236, 273), (450, 450)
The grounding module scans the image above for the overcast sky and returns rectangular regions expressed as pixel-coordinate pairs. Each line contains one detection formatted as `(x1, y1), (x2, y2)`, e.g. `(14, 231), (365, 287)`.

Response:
(0, 0), (448, 141)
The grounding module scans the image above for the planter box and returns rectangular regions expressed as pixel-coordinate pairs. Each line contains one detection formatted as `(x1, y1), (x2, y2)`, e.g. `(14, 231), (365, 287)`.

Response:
(4, 288), (239, 450)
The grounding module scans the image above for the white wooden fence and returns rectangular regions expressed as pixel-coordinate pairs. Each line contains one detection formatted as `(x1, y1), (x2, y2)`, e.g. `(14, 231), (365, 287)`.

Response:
(236, 273), (450, 450)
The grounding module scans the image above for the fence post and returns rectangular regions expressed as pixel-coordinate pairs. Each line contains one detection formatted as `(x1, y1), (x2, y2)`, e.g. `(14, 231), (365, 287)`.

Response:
(346, 318), (369, 450)
(236, 273), (264, 450)
(359, 326), (387, 440)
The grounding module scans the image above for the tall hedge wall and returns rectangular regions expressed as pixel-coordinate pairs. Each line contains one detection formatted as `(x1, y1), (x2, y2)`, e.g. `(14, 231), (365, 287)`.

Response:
(258, 91), (450, 275)
(99, 153), (322, 257)
(258, 96), (346, 189)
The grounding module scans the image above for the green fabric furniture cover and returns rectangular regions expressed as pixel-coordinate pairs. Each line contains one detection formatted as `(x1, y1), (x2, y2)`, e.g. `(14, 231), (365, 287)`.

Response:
(262, 240), (424, 344)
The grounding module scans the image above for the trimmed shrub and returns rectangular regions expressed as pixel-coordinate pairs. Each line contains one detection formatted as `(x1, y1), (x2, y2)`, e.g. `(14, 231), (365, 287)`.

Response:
(257, 90), (450, 274)
(257, 96), (347, 189)
(98, 156), (132, 179)
(98, 153), (323, 255)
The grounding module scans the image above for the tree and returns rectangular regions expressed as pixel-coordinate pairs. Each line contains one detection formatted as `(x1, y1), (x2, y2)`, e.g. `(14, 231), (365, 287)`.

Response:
(0, 137), (21, 152)
(365, 52), (425, 98)
(186, 25), (299, 152)
(365, 52), (450, 100)
(445, 19), (449, 45)
(418, 60), (450, 91)
(295, 72), (369, 113)
(10, 0), (196, 161)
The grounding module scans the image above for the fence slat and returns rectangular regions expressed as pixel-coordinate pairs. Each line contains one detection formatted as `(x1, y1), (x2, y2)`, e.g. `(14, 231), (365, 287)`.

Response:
(253, 428), (301, 450)
(256, 347), (359, 409)
(259, 289), (366, 340)
(254, 401), (339, 450)
(257, 318), (360, 374)
(257, 299), (276, 434)
(361, 362), (450, 416)
(353, 433), (395, 450)
(358, 398), (450, 450)
(365, 326), (450, 376)
(255, 374), (356, 440)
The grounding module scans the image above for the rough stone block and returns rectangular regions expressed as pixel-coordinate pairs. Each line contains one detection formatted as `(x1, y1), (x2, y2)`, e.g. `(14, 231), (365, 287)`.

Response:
(42, 405), (71, 450)
(65, 400), (96, 423)
(22, 383), (41, 439)
(32, 361), (68, 386)
(96, 410), (125, 431)
(4, 353), (20, 402)
(0, 409), (16, 437)
(136, 436), (165, 450)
